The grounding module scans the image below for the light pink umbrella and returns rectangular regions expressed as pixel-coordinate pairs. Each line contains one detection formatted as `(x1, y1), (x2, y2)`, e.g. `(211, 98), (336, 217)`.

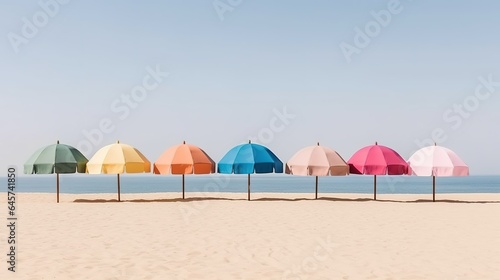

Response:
(407, 144), (469, 201)
(286, 143), (349, 199)
(348, 142), (408, 200)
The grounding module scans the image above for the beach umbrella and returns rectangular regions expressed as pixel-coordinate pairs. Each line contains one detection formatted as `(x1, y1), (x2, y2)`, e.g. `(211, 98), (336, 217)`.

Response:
(286, 142), (349, 199)
(218, 141), (283, 201)
(407, 144), (469, 202)
(347, 142), (408, 200)
(24, 140), (88, 203)
(153, 141), (215, 199)
(86, 141), (150, 201)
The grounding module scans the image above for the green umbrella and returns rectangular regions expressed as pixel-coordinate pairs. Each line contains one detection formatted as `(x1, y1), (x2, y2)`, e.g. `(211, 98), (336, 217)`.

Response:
(24, 141), (88, 203)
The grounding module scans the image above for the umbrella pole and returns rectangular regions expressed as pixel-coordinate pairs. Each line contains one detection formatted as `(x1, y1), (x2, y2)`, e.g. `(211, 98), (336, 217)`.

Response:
(117, 174), (121, 202)
(374, 175), (377, 200)
(182, 174), (185, 200)
(433, 176), (436, 202)
(315, 176), (318, 199)
(56, 173), (60, 203)
(247, 174), (251, 201)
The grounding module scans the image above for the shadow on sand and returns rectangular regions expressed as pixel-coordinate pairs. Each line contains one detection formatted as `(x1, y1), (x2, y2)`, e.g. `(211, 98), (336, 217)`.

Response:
(324, 197), (500, 204)
(73, 196), (500, 204)
(73, 197), (247, 203)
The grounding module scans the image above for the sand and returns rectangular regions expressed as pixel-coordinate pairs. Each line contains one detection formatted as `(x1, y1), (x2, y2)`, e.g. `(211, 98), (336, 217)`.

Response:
(2, 192), (500, 279)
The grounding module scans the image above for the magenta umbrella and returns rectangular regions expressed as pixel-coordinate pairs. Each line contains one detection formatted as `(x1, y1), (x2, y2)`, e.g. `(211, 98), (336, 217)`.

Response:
(347, 142), (408, 200)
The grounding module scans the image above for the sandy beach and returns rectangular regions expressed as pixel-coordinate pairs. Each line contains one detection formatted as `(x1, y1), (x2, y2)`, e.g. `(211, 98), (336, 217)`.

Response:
(2, 192), (500, 279)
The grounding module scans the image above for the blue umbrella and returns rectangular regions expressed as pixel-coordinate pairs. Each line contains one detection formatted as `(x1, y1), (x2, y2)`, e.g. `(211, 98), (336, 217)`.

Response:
(218, 141), (283, 200)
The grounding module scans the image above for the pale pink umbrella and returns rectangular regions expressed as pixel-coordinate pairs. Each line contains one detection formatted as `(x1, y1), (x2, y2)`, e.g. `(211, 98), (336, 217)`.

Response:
(407, 144), (469, 202)
(348, 142), (408, 200)
(286, 143), (349, 199)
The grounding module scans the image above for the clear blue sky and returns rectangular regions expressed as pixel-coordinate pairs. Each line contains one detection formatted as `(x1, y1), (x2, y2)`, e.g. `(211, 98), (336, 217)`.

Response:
(1, 0), (499, 175)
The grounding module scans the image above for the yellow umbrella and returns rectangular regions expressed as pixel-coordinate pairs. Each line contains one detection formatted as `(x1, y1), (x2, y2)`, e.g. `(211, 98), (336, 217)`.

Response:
(87, 141), (150, 201)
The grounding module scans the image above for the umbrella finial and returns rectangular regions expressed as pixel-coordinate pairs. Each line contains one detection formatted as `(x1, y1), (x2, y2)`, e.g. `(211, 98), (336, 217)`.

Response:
(434, 142), (437, 146)
(183, 140), (186, 144)
(117, 140), (120, 144)
(317, 142), (320, 146)
(248, 140), (251, 144)
(57, 140), (60, 144)
(375, 141), (378, 145)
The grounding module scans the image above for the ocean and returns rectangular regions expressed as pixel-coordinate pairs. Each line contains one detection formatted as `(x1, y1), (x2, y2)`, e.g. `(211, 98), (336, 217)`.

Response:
(7, 174), (500, 194)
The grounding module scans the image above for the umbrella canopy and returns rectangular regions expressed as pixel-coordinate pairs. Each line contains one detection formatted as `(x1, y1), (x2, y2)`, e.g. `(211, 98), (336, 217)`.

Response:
(348, 142), (408, 200)
(153, 141), (215, 199)
(407, 145), (469, 176)
(87, 141), (150, 201)
(24, 140), (88, 203)
(218, 141), (283, 200)
(286, 143), (348, 199)
(407, 144), (469, 201)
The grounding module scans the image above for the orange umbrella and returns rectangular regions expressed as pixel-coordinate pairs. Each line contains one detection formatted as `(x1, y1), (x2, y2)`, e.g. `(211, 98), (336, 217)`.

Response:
(153, 141), (215, 199)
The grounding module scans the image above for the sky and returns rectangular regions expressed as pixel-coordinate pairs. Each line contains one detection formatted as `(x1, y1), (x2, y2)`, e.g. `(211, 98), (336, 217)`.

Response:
(1, 0), (500, 175)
